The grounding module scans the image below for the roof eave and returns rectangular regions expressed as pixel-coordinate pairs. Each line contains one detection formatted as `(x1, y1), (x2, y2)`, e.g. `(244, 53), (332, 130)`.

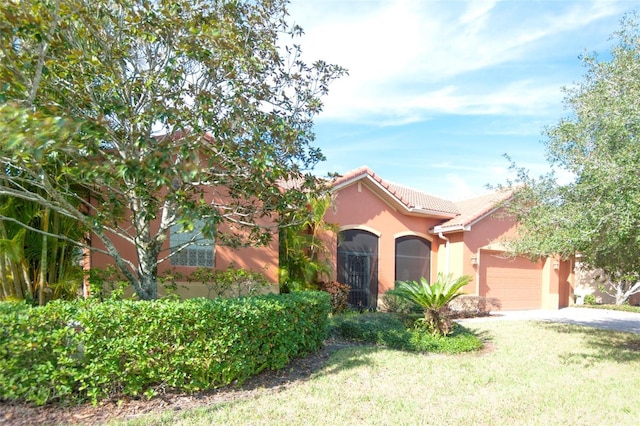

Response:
(332, 174), (458, 219)
(407, 208), (457, 219)
(431, 224), (472, 234)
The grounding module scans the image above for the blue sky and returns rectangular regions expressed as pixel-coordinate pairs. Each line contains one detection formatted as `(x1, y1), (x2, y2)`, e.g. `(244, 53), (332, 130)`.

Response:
(287, 0), (636, 200)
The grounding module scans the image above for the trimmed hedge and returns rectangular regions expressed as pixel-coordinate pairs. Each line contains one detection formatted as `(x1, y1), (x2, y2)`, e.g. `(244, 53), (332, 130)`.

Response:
(0, 291), (330, 405)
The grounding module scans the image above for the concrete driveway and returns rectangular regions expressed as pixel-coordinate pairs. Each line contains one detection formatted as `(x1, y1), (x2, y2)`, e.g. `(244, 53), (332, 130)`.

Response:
(456, 307), (640, 334)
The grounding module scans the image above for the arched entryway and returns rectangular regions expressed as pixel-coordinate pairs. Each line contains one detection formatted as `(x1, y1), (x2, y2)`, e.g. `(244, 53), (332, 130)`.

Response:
(337, 229), (379, 309)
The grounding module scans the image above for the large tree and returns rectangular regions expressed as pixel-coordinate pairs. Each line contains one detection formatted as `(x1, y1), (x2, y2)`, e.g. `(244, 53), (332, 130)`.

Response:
(503, 13), (640, 304)
(0, 0), (345, 300)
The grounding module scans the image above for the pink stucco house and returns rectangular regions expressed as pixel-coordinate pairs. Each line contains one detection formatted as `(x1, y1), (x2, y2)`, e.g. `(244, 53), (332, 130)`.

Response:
(87, 165), (573, 309)
(325, 166), (572, 310)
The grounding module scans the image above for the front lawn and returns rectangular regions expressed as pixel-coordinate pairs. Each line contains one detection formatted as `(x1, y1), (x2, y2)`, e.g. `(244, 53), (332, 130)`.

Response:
(119, 320), (640, 425)
(578, 303), (640, 314)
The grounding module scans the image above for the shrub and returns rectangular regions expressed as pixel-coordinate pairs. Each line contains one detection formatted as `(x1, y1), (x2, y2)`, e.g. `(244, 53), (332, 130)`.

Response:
(0, 291), (330, 406)
(330, 312), (411, 349)
(448, 295), (501, 318)
(329, 312), (482, 354)
(88, 265), (132, 301)
(317, 281), (350, 313)
(380, 291), (422, 314)
(583, 294), (597, 305)
(187, 264), (272, 298)
(389, 273), (472, 335)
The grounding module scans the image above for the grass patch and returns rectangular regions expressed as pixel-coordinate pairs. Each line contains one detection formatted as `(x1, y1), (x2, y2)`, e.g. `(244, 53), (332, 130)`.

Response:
(577, 304), (640, 314)
(116, 320), (640, 425)
(329, 312), (482, 354)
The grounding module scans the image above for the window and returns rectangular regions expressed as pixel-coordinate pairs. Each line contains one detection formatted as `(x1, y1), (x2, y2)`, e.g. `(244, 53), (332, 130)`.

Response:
(170, 220), (214, 267)
(395, 236), (431, 283)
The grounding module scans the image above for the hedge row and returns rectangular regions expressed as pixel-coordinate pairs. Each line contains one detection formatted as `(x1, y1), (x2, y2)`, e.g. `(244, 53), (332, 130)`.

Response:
(0, 291), (330, 405)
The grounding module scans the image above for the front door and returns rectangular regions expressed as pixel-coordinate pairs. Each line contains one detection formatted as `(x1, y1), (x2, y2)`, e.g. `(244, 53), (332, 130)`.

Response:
(337, 229), (378, 309)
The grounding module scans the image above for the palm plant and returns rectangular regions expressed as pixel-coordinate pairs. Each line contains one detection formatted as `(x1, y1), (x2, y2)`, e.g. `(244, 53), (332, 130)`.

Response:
(390, 273), (472, 336)
(0, 195), (85, 303)
(278, 192), (337, 292)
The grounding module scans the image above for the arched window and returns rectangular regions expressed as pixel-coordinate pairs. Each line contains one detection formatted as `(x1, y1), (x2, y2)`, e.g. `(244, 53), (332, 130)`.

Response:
(337, 229), (379, 309)
(395, 236), (431, 283)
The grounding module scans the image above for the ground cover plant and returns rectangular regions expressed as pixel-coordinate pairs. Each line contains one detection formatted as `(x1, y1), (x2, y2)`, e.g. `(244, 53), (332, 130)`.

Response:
(329, 311), (482, 354)
(113, 320), (640, 426)
(578, 304), (640, 314)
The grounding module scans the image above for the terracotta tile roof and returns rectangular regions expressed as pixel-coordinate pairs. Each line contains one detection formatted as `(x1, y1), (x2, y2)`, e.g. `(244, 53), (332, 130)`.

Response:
(331, 166), (459, 217)
(435, 190), (513, 231)
(385, 181), (459, 214)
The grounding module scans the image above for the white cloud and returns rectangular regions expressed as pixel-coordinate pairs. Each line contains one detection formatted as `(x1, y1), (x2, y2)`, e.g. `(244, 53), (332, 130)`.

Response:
(459, 0), (499, 25)
(288, 0), (626, 125)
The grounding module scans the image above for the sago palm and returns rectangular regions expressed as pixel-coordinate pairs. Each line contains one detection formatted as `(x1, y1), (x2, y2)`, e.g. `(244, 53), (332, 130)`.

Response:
(391, 273), (472, 335)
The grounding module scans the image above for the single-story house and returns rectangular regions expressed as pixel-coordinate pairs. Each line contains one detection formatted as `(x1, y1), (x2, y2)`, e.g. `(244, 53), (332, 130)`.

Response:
(325, 166), (573, 310)
(87, 165), (574, 309)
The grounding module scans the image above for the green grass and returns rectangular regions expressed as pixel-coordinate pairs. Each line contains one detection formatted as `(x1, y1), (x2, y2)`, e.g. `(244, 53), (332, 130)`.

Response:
(115, 320), (640, 425)
(578, 303), (640, 314)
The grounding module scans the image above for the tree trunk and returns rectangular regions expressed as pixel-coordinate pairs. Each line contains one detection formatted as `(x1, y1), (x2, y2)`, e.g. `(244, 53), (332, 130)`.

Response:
(49, 211), (60, 284)
(615, 280), (640, 305)
(425, 308), (453, 336)
(0, 250), (9, 299)
(0, 223), (12, 299)
(38, 207), (50, 306)
(135, 238), (160, 300)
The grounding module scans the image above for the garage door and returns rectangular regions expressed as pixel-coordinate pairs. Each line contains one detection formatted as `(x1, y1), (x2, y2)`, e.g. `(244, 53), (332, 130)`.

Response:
(479, 251), (543, 310)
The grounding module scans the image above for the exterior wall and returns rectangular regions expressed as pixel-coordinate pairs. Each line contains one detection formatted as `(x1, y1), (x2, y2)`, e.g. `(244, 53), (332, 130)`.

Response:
(326, 181), (442, 296)
(540, 257), (558, 309)
(558, 257), (573, 308)
(89, 229), (279, 299)
(435, 232), (465, 282)
(327, 182), (573, 310)
(88, 187), (280, 299)
(460, 209), (516, 295)
(452, 209), (571, 309)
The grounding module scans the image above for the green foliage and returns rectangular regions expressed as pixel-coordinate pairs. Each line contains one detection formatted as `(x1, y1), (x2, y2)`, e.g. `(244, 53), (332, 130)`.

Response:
(279, 192), (337, 292)
(0, 291), (330, 406)
(583, 294), (597, 305)
(380, 291), (422, 314)
(0, 0), (346, 300)
(501, 13), (640, 304)
(388, 273), (472, 335)
(186, 264), (272, 298)
(331, 312), (410, 349)
(0, 195), (85, 304)
(87, 266), (131, 301)
(579, 303), (640, 313)
(329, 312), (482, 354)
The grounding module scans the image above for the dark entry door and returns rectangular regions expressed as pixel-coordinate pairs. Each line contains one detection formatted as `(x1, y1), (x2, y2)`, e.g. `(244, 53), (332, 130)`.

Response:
(337, 229), (378, 309)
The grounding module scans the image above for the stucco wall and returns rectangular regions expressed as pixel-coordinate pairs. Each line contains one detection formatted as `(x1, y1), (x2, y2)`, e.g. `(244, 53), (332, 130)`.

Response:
(87, 186), (280, 298)
(446, 209), (516, 295)
(326, 181), (442, 294)
(442, 209), (572, 308)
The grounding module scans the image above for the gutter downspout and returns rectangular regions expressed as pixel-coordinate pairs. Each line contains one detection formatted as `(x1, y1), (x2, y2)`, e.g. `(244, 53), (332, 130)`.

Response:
(438, 232), (450, 275)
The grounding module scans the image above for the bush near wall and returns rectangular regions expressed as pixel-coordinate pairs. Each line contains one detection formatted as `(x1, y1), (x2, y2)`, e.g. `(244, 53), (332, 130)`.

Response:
(0, 291), (330, 406)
